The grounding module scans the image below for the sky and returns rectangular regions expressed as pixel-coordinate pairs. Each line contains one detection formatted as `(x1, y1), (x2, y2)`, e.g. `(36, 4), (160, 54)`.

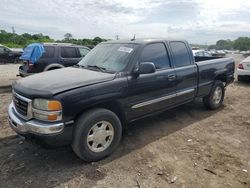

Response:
(1, 0), (250, 44)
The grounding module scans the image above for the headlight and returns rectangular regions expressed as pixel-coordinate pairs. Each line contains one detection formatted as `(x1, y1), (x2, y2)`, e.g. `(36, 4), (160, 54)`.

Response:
(33, 99), (62, 111)
(32, 99), (62, 121)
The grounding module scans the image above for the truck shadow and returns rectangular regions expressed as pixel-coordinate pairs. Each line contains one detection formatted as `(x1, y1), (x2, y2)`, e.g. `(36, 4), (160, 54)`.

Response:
(0, 101), (223, 187)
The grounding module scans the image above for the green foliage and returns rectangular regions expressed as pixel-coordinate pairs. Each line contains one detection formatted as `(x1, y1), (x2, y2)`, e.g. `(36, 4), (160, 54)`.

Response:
(0, 30), (107, 48)
(209, 37), (250, 51)
(233, 37), (250, 51)
(64, 33), (73, 40)
(207, 45), (217, 50)
(0, 30), (54, 47)
(216, 39), (233, 50)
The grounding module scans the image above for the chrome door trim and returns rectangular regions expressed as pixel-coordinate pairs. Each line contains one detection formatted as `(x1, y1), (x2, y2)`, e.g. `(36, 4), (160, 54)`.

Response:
(131, 88), (195, 109)
(176, 88), (195, 96)
(131, 93), (176, 109)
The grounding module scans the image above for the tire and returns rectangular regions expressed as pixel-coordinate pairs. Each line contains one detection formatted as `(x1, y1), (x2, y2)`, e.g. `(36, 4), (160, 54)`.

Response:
(203, 81), (225, 110)
(72, 108), (122, 162)
(237, 75), (244, 82)
(14, 57), (19, 64)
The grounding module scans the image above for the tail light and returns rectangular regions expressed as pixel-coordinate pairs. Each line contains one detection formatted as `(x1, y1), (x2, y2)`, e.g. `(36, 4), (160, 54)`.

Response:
(238, 64), (244, 69)
(27, 61), (34, 70)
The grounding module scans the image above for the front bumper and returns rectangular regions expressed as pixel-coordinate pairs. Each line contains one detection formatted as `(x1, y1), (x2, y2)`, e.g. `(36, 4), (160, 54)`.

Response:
(8, 102), (64, 135)
(19, 66), (34, 77)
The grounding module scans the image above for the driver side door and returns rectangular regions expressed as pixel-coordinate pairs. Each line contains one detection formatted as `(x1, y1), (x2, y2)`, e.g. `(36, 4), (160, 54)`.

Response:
(125, 42), (177, 121)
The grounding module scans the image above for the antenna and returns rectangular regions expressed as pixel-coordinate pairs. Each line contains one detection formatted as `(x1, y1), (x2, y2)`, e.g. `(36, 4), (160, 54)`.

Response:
(131, 34), (136, 41)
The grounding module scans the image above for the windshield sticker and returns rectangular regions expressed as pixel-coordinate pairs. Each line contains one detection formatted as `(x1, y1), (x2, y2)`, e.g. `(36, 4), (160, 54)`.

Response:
(118, 47), (133, 53)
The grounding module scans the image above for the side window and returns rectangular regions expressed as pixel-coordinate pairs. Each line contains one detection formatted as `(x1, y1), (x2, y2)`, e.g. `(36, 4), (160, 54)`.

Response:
(41, 46), (55, 58)
(61, 47), (78, 58)
(170, 42), (191, 67)
(204, 52), (211, 57)
(0, 47), (4, 54)
(140, 43), (170, 69)
(78, 47), (90, 57)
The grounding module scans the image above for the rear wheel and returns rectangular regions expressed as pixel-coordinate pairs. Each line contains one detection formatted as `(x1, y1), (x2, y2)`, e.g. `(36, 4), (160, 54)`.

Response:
(237, 75), (244, 82)
(14, 57), (19, 64)
(72, 108), (122, 162)
(203, 81), (225, 110)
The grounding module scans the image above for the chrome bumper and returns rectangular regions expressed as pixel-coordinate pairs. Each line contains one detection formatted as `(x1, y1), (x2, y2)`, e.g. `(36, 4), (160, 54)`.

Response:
(19, 67), (34, 77)
(8, 102), (64, 135)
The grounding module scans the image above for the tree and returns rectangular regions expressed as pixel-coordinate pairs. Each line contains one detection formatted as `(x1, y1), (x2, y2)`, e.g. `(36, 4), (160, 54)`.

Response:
(64, 33), (73, 40)
(93, 37), (106, 45)
(216, 39), (233, 50)
(233, 37), (250, 51)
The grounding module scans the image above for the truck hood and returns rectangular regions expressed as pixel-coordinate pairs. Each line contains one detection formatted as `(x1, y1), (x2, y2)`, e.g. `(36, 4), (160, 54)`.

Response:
(13, 67), (116, 98)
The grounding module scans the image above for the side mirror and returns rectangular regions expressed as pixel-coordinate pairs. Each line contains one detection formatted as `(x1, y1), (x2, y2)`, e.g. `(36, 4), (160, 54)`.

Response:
(136, 62), (156, 75)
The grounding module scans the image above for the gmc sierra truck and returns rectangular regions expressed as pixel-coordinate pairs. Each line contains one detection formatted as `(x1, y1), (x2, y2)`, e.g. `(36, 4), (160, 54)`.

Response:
(8, 39), (235, 162)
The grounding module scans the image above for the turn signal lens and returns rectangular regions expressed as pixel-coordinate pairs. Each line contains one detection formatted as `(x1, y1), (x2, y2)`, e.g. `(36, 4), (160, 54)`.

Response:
(48, 101), (62, 111)
(48, 114), (58, 121)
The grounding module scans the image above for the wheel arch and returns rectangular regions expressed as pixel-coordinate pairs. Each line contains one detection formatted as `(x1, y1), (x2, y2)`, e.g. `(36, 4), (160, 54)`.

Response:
(44, 64), (64, 71)
(74, 100), (127, 128)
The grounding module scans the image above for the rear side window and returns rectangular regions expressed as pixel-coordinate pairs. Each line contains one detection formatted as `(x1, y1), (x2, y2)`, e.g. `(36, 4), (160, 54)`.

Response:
(0, 47), (4, 54)
(140, 43), (170, 69)
(170, 42), (191, 67)
(78, 47), (90, 57)
(41, 46), (55, 58)
(61, 47), (78, 58)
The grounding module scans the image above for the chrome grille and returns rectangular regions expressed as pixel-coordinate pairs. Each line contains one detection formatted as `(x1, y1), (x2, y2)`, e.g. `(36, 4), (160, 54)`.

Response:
(12, 91), (32, 119)
(13, 94), (28, 116)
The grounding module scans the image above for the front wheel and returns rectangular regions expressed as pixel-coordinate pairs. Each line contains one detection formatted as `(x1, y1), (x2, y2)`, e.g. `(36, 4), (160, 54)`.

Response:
(203, 81), (225, 110)
(72, 108), (122, 162)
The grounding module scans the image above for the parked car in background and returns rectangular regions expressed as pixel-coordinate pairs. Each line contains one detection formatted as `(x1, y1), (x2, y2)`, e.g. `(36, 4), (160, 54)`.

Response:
(8, 39), (235, 162)
(192, 50), (212, 57)
(210, 50), (226, 57)
(0, 44), (23, 63)
(19, 43), (90, 77)
(193, 50), (223, 62)
(237, 56), (250, 81)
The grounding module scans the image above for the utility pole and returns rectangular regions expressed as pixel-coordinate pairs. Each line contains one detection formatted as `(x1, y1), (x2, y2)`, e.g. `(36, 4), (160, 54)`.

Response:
(115, 35), (119, 40)
(11, 26), (15, 34)
(11, 26), (16, 44)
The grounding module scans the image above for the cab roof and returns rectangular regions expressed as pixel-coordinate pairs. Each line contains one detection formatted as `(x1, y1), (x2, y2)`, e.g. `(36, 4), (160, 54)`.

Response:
(102, 38), (187, 45)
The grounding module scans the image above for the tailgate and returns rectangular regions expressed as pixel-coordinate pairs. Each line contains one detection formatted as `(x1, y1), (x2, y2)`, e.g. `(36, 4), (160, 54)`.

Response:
(243, 61), (250, 70)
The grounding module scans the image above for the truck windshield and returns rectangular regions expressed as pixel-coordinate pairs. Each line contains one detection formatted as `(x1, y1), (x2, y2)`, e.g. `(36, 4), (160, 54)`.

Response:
(78, 43), (137, 72)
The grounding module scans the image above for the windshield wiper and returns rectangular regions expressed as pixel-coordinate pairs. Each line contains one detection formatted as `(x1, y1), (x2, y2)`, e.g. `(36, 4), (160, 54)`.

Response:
(73, 64), (85, 68)
(86, 65), (106, 72)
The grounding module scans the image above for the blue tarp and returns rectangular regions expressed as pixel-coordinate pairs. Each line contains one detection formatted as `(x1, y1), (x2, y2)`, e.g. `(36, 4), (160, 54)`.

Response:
(20, 43), (45, 63)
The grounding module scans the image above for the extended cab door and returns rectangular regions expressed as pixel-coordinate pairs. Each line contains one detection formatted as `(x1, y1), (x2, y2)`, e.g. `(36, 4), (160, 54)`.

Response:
(168, 41), (198, 104)
(126, 42), (177, 120)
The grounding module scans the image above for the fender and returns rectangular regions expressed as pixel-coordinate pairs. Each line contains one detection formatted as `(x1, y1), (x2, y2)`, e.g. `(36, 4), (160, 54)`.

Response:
(44, 63), (64, 71)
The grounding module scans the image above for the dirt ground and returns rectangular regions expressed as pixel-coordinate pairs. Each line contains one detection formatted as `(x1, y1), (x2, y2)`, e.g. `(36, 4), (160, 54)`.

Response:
(0, 82), (249, 188)
(0, 54), (249, 188)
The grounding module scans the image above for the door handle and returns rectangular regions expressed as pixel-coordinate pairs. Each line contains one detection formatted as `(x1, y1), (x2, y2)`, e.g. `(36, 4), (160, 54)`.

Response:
(168, 74), (176, 80)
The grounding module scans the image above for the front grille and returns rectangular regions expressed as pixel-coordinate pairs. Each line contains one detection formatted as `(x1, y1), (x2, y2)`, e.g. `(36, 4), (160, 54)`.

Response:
(13, 93), (29, 116)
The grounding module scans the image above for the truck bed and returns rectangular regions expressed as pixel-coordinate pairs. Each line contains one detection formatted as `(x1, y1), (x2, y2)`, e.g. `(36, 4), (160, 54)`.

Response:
(196, 57), (235, 97)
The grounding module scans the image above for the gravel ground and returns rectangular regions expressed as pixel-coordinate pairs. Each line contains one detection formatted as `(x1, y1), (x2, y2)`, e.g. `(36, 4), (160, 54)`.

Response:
(0, 64), (21, 87)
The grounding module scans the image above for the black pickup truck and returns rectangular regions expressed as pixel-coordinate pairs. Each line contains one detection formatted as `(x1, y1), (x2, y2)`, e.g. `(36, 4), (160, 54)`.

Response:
(8, 39), (235, 162)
